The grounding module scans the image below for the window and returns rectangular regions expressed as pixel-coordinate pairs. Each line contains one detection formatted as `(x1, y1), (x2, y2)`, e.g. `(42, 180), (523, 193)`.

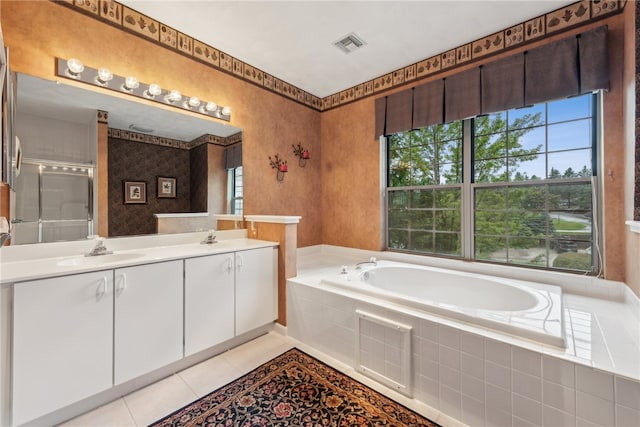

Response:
(227, 166), (243, 216)
(387, 123), (463, 255)
(387, 93), (598, 273)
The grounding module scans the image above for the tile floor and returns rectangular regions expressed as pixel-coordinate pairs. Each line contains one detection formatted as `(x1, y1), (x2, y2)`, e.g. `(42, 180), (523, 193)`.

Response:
(59, 332), (297, 426)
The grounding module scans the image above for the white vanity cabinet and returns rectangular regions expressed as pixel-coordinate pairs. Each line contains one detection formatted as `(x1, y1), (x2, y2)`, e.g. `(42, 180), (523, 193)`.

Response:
(184, 254), (235, 356)
(235, 247), (278, 336)
(12, 270), (114, 426)
(113, 260), (183, 385)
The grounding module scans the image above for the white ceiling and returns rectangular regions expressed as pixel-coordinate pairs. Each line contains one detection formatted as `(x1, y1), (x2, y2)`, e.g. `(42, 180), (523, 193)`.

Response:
(119, 0), (575, 98)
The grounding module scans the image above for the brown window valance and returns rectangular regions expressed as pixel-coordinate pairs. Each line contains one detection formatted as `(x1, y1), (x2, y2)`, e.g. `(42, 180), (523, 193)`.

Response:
(223, 144), (242, 169)
(375, 25), (609, 138)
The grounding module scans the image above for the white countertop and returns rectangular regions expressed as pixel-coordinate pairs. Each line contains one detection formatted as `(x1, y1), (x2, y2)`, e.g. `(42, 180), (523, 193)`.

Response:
(0, 234), (277, 284)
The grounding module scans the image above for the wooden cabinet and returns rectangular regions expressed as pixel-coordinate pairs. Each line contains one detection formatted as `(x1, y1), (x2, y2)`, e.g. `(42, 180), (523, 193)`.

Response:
(114, 260), (183, 385)
(184, 254), (235, 357)
(235, 247), (277, 336)
(12, 271), (113, 426)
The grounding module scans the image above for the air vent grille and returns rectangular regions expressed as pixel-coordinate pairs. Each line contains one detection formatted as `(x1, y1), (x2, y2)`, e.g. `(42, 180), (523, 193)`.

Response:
(334, 33), (366, 54)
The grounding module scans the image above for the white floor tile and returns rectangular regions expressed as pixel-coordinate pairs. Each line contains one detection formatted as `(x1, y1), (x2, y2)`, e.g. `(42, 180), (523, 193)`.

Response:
(177, 353), (243, 397)
(58, 398), (136, 427)
(123, 374), (197, 426)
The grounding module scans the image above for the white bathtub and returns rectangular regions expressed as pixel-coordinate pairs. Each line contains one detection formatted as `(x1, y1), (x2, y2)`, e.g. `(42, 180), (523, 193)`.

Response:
(321, 260), (564, 348)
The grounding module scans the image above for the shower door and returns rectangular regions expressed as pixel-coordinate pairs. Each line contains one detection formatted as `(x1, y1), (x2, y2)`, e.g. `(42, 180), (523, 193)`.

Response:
(13, 159), (94, 244)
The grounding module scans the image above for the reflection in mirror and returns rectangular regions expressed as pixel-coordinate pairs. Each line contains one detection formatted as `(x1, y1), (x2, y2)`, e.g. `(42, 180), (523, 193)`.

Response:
(11, 73), (242, 244)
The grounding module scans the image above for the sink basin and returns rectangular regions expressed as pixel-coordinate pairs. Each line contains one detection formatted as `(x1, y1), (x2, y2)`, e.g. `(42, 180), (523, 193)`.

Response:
(56, 253), (145, 267)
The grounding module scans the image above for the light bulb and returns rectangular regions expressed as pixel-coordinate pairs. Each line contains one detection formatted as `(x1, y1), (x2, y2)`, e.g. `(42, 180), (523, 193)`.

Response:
(122, 76), (139, 92)
(221, 106), (231, 116)
(144, 83), (162, 99)
(205, 101), (217, 112)
(65, 58), (84, 78)
(165, 90), (182, 103)
(95, 68), (113, 85)
(183, 96), (200, 109)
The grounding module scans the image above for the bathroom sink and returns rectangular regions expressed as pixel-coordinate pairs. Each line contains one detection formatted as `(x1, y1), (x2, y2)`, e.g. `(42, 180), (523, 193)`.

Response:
(56, 253), (145, 267)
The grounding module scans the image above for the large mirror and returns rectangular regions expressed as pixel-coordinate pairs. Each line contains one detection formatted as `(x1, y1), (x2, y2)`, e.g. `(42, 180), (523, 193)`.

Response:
(11, 73), (243, 244)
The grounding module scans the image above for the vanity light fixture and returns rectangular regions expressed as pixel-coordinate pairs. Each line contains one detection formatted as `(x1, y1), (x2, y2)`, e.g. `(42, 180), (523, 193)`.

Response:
(269, 154), (288, 182)
(143, 83), (162, 99)
(65, 58), (84, 79)
(95, 68), (113, 86)
(292, 143), (310, 167)
(55, 57), (232, 122)
(121, 76), (139, 93)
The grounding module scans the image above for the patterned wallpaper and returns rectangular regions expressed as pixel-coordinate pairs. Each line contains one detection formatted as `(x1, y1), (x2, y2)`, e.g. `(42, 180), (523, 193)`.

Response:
(190, 143), (208, 213)
(55, 0), (623, 112)
(636, 1), (640, 221)
(108, 137), (191, 237)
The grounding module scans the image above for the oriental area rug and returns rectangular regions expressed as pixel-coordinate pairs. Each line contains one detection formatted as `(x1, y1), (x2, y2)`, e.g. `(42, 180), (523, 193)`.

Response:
(150, 348), (440, 427)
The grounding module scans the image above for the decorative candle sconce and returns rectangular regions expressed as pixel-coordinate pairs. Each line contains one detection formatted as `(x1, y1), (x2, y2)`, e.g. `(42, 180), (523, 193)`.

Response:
(269, 154), (288, 182)
(292, 143), (310, 167)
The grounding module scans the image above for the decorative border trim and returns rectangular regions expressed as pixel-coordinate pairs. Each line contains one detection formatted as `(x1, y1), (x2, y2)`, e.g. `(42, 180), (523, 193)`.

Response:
(107, 127), (241, 149)
(54, 0), (622, 112)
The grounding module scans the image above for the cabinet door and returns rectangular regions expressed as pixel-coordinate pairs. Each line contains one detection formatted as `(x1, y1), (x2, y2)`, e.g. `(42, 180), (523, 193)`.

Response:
(235, 247), (277, 336)
(13, 271), (113, 426)
(184, 254), (235, 356)
(114, 260), (183, 385)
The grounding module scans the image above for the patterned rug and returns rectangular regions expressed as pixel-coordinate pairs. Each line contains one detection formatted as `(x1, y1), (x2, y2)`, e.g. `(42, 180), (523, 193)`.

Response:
(151, 348), (440, 427)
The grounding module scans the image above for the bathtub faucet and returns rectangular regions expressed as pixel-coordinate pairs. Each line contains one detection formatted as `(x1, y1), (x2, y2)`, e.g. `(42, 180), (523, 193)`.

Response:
(0, 232), (10, 247)
(355, 257), (377, 269)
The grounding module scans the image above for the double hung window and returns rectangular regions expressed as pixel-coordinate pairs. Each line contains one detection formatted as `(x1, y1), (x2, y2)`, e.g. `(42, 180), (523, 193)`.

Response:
(387, 93), (598, 273)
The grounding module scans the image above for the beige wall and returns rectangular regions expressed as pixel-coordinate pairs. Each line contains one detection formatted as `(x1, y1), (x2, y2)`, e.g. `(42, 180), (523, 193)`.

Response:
(2, 2), (637, 289)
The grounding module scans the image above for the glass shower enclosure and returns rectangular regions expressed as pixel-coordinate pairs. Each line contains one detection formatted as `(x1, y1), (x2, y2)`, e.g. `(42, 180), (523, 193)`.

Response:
(12, 158), (94, 244)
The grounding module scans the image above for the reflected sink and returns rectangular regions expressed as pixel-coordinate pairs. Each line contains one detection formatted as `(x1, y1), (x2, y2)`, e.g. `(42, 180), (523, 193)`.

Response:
(56, 253), (145, 267)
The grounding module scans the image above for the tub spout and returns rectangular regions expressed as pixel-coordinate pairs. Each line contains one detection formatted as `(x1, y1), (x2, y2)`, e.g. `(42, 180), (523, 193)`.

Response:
(0, 232), (11, 247)
(355, 257), (377, 269)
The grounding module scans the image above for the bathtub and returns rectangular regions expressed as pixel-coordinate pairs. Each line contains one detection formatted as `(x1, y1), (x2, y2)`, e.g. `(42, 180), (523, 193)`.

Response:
(321, 260), (564, 348)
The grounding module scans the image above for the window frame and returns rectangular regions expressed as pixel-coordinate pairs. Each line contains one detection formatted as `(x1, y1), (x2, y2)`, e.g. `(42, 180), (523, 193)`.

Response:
(384, 93), (602, 274)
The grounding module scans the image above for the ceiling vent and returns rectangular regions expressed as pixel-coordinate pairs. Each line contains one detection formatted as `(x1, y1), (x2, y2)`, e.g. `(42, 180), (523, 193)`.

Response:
(334, 33), (366, 54)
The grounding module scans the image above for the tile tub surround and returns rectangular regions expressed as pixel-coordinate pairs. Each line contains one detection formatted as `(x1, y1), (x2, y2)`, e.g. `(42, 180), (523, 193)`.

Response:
(287, 245), (640, 427)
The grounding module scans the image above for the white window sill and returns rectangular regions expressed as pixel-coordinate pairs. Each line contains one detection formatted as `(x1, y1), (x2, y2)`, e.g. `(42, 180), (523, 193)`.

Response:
(626, 221), (640, 234)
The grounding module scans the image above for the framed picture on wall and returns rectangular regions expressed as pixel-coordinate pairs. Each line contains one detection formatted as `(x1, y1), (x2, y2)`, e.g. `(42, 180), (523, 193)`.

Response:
(157, 176), (177, 199)
(123, 180), (147, 204)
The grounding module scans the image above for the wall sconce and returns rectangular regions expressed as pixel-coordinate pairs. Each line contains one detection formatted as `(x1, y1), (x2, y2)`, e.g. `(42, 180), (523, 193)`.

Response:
(269, 154), (288, 182)
(292, 143), (310, 167)
(56, 57), (232, 122)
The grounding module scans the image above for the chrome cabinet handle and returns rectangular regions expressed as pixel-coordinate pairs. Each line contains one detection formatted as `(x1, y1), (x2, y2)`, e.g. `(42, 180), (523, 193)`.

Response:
(236, 255), (243, 271)
(226, 257), (233, 274)
(95, 277), (107, 300)
(116, 273), (127, 296)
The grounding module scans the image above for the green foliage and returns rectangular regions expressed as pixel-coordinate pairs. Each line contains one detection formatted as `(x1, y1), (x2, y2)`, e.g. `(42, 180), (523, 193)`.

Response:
(552, 219), (587, 230)
(552, 252), (592, 271)
(387, 109), (593, 268)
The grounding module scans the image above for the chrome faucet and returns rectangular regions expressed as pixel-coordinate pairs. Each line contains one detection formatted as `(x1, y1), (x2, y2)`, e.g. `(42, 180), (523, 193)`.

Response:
(201, 229), (218, 244)
(0, 232), (11, 247)
(86, 238), (112, 256)
(355, 257), (377, 269)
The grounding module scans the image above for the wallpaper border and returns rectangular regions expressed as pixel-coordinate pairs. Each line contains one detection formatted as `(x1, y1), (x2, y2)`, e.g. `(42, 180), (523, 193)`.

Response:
(54, 0), (623, 112)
